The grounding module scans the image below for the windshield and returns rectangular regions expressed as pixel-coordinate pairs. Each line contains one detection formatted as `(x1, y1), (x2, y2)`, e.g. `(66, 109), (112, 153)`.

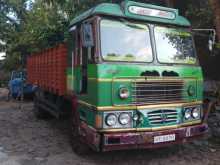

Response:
(12, 71), (26, 80)
(154, 26), (197, 64)
(100, 19), (153, 62)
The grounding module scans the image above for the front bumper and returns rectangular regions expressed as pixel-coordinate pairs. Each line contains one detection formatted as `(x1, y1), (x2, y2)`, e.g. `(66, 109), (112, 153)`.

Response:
(101, 123), (208, 151)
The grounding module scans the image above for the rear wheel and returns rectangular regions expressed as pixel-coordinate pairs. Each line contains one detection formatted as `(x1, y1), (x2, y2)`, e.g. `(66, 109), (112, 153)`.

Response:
(33, 95), (51, 119)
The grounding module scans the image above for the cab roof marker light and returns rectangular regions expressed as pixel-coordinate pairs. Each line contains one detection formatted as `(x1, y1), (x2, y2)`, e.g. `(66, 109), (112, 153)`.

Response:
(128, 6), (176, 20)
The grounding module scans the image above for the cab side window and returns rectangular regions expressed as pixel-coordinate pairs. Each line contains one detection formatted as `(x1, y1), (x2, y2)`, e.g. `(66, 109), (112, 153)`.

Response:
(80, 22), (95, 94)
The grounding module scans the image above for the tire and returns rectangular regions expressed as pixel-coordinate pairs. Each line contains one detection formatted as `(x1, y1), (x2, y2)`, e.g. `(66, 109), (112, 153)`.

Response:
(33, 97), (51, 119)
(70, 109), (91, 155)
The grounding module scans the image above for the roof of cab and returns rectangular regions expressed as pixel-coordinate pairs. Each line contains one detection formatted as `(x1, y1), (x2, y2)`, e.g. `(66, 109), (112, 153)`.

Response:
(69, 1), (191, 27)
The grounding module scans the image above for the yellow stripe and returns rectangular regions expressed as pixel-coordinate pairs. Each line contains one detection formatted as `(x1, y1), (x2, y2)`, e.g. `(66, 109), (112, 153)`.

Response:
(98, 120), (202, 133)
(137, 101), (202, 110)
(97, 105), (137, 111)
(88, 77), (197, 82)
(77, 100), (202, 111)
(77, 100), (96, 109)
(88, 78), (112, 82)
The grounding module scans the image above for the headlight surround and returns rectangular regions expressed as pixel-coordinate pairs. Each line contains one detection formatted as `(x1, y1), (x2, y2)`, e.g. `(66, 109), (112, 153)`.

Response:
(119, 113), (131, 125)
(184, 106), (201, 121)
(119, 87), (130, 99)
(105, 113), (117, 126)
(187, 85), (196, 96)
(103, 111), (133, 129)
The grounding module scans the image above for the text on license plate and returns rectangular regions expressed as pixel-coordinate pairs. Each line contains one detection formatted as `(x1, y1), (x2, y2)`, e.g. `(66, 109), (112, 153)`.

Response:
(154, 134), (176, 144)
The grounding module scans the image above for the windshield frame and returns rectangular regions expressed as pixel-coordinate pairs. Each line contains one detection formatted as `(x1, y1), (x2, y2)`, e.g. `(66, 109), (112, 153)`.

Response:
(97, 16), (199, 66)
(99, 17), (154, 64)
(153, 25), (199, 66)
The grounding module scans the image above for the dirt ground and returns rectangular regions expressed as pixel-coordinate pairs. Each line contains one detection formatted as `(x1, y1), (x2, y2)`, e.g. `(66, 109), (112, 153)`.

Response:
(1, 88), (220, 165)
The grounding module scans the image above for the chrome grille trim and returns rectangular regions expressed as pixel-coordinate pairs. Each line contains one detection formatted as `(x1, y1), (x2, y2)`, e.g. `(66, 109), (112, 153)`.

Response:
(147, 109), (178, 125)
(132, 79), (185, 105)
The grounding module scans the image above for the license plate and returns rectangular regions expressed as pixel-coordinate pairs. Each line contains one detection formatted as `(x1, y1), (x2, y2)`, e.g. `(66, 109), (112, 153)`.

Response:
(154, 134), (176, 144)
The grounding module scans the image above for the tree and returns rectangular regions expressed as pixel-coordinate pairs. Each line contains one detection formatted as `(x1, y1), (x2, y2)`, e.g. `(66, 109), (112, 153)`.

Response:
(0, 0), (70, 71)
(0, 0), (217, 73)
(209, 0), (220, 40)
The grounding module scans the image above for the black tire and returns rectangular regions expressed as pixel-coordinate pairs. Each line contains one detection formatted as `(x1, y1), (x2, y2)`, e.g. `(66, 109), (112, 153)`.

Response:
(70, 109), (91, 155)
(33, 97), (51, 119)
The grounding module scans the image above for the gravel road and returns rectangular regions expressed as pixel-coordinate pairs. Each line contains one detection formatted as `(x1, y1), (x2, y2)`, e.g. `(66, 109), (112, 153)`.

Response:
(0, 88), (220, 165)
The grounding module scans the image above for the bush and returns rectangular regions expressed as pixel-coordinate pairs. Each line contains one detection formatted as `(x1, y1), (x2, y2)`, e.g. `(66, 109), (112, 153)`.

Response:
(0, 80), (7, 88)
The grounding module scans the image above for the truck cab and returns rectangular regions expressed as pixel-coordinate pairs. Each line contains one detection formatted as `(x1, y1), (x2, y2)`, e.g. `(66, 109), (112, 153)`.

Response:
(8, 70), (34, 99)
(66, 1), (207, 152)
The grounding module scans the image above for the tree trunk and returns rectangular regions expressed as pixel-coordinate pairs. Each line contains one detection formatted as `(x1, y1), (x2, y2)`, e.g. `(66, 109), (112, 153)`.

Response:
(209, 0), (220, 40)
(165, 0), (175, 7)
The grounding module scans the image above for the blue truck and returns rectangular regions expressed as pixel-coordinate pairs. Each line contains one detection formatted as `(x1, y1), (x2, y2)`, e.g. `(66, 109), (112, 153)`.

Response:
(8, 70), (35, 99)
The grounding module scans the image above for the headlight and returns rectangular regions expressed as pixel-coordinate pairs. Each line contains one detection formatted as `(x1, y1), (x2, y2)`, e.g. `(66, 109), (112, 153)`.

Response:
(184, 106), (201, 121)
(105, 114), (117, 126)
(119, 113), (131, 125)
(104, 111), (133, 129)
(184, 109), (192, 120)
(192, 107), (200, 119)
(119, 87), (129, 99)
(187, 85), (195, 96)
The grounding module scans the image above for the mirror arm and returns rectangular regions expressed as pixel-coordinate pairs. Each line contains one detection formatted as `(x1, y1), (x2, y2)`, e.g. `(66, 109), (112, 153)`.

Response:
(192, 28), (216, 45)
(192, 29), (217, 53)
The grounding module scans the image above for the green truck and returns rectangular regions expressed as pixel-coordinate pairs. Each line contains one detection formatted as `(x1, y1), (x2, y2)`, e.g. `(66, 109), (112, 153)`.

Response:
(28, 0), (208, 153)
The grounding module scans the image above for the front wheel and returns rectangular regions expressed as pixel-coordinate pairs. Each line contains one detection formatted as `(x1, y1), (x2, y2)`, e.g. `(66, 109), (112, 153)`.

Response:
(70, 109), (90, 155)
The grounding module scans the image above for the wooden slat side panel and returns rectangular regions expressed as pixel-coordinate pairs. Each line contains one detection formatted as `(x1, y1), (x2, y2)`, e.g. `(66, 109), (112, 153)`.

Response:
(27, 43), (68, 96)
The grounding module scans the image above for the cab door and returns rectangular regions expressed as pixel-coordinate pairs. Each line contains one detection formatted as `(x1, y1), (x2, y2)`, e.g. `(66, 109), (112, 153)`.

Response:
(81, 23), (95, 94)
(74, 22), (94, 95)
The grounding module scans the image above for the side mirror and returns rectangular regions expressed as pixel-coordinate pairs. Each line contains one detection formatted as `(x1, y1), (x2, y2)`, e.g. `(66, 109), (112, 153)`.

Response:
(208, 39), (214, 52)
(192, 29), (216, 53)
(82, 23), (94, 47)
(208, 31), (216, 53)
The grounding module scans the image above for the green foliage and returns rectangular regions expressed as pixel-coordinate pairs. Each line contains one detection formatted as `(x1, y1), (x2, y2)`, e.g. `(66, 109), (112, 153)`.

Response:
(0, 0), (217, 72)
(0, 0), (113, 71)
(215, 43), (220, 49)
(185, 0), (214, 28)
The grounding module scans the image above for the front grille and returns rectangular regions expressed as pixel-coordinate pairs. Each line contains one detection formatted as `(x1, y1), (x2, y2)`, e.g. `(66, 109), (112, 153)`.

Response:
(147, 109), (178, 125)
(132, 79), (185, 105)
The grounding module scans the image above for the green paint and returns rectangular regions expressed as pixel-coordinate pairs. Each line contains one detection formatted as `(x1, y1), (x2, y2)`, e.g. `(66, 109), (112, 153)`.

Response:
(66, 1), (203, 130)
(94, 64), (203, 107)
(66, 63), (203, 129)
(135, 108), (183, 128)
(67, 68), (74, 91)
(78, 104), (96, 126)
(70, 1), (190, 27)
